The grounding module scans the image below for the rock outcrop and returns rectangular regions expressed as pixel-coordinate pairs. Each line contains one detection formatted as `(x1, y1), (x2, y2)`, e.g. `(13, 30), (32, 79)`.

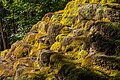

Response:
(0, 0), (120, 80)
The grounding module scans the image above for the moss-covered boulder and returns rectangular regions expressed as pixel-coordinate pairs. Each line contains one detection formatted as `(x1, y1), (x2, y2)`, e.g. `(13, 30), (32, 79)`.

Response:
(0, 0), (120, 79)
(47, 23), (63, 45)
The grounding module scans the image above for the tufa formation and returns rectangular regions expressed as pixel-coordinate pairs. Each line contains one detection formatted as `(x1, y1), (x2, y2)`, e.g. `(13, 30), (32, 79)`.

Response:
(0, 0), (120, 80)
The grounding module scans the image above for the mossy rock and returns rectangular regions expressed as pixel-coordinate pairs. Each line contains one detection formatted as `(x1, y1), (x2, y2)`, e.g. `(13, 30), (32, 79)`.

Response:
(42, 12), (54, 23)
(55, 64), (108, 80)
(1, 0), (120, 79)
(47, 23), (63, 45)
(62, 36), (73, 47)
(75, 0), (120, 4)
(64, 39), (84, 53)
(50, 53), (69, 67)
(94, 55), (120, 71)
(13, 44), (31, 58)
(77, 3), (120, 22)
(5, 41), (32, 59)
(37, 21), (48, 34)
(23, 32), (37, 44)
(79, 4), (99, 20)
(72, 28), (85, 37)
(38, 49), (55, 67)
(85, 22), (120, 55)
(14, 67), (45, 80)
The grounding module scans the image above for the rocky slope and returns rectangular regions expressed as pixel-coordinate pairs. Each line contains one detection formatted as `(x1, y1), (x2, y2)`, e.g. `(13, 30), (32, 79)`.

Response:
(0, 0), (120, 80)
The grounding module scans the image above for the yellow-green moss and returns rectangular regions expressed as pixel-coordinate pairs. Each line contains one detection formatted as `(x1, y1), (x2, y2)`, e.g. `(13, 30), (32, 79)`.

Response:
(51, 11), (63, 23)
(30, 21), (42, 32)
(0, 65), (4, 76)
(75, 0), (119, 4)
(109, 70), (120, 77)
(36, 42), (48, 50)
(37, 21), (47, 34)
(42, 12), (54, 23)
(78, 50), (88, 58)
(0, 49), (9, 57)
(50, 42), (61, 52)
(55, 34), (66, 42)
(81, 57), (93, 67)
(29, 48), (39, 57)
(13, 44), (31, 58)
(64, 39), (84, 53)
(61, 1), (79, 26)
(60, 26), (72, 34)
(50, 53), (69, 67)
(5, 41), (31, 58)
(23, 32), (36, 44)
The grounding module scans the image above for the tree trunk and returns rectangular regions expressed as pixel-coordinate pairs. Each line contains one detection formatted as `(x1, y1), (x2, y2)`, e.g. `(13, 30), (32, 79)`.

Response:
(0, 36), (2, 50)
(0, 20), (6, 50)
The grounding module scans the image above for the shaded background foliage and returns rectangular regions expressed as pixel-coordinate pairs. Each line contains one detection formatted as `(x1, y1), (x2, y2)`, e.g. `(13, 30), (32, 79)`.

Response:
(0, 0), (69, 51)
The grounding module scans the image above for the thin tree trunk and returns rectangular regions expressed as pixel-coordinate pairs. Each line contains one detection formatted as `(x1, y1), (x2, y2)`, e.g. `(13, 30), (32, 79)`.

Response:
(0, 20), (6, 50)
(0, 36), (2, 50)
